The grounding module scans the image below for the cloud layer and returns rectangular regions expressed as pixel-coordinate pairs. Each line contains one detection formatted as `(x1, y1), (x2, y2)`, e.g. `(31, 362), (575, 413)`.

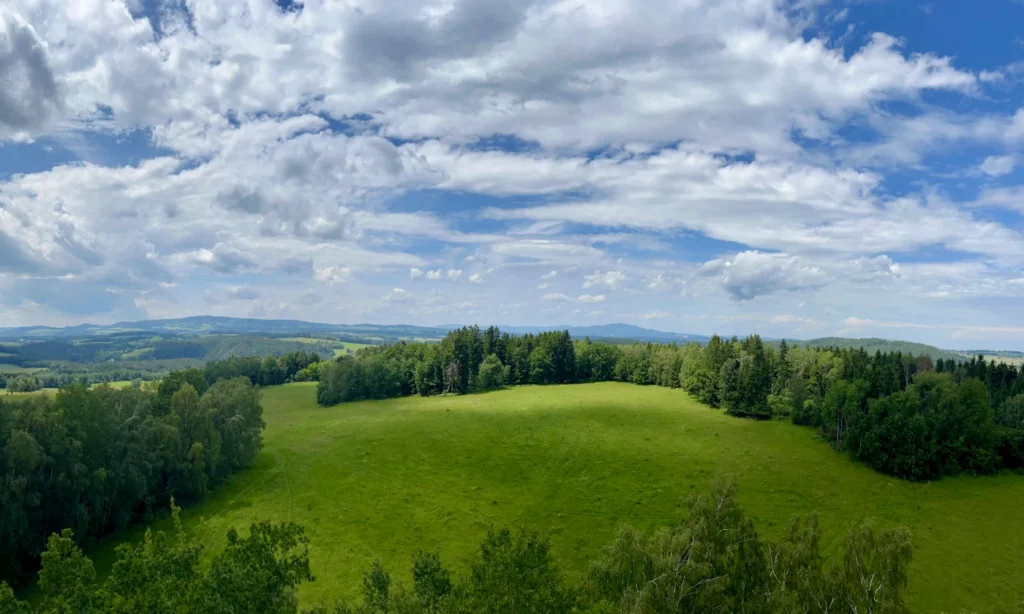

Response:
(1, 0), (1023, 348)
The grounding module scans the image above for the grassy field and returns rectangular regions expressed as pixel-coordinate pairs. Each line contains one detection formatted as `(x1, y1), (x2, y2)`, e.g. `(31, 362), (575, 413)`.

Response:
(0, 363), (45, 373)
(81, 382), (1024, 612)
(983, 355), (1024, 367)
(332, 342), (372, 357)
(3, 388), (60, 398)
(92, 380), (135, 389)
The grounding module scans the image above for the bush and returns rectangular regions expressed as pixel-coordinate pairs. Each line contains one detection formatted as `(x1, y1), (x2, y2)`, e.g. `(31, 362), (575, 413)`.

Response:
(475, 354), (507, 392)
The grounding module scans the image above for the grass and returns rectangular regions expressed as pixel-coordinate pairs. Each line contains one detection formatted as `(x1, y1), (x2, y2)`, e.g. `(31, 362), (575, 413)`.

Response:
(0, 363), (44, 374)
(983, 355), (1024, 367)
(332, 342), (373, 357)
(75, 383), (1024, 612)
(3, 388), (60, 398)
(277, 336), (373, 357)
(120, 347), (153, 359)
(91, 381), (135, 389)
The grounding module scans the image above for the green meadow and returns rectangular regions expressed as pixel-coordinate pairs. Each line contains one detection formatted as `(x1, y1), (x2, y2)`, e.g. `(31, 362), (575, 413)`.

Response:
(87, 382), (1024, 613)
(332, 342), (373, 357)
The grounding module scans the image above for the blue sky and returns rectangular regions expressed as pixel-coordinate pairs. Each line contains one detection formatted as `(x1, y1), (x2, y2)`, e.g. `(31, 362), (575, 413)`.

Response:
(1, 0), (1024, 349)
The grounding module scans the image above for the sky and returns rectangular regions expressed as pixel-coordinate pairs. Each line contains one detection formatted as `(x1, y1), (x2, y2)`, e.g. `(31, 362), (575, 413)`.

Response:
(1, 0), (1024, 349)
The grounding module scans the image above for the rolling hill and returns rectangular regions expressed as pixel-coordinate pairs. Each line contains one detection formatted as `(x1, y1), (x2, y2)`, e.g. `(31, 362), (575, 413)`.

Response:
(800, 337), (963, 362)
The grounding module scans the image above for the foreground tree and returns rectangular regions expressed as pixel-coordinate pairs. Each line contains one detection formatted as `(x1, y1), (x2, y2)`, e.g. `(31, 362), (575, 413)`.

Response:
(475, 355), (507, 392)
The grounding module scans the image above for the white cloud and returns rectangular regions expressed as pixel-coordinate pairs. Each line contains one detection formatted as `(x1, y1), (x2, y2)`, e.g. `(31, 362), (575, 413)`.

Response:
(577, 294), (606, 304)
(700, 251), (827, 300)
(383, 287), (413, 302)
(979, 155), (1015, 177)
(647, 274), (669, 291)
(583, 270), (628, 290)
(0, 9), (63, 141)
(0, 0), (1021, 346)
(178, 243), (258, 275)
(314, 266), (351, 285)
(541, 293), (571, 302)
(227, 285), (260, 300)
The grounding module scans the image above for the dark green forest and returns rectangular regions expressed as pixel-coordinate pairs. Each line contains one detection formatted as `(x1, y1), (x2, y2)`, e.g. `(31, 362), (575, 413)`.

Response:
(315, 326), (1024, 481)
(0, 378), (264, 587)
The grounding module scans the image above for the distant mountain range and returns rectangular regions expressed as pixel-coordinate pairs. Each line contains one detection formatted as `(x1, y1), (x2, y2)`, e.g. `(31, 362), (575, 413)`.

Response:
(496, 323), (710, 343)
(0, 317), (710, 344)
(0, 316), (447, 342)
(0, 315), (986, 361)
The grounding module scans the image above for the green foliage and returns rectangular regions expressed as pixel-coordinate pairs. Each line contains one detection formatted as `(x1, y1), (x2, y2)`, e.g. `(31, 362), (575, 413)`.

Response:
(38, 529), (97, 613)
(411, 551), (452, 611)
(528, 346), (556, 385)
(4, 376), (39, 394)
(586, 478), (769, 612)
(997, 394), (1024, 430)
(575, 339), (619, 382)
(205, 521), (314, 613)
(584, 478), (913, 614)
(156, 368), (209, 415)
(0, 582), (28, 614)
(17, 501), (314, 614)
(0, 375), (264, 586)
(474, 355), (507, 392)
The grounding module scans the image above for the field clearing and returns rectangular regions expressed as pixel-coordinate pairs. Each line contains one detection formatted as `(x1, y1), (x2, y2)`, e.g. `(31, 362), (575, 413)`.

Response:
(82, 382), (1024, 612)
(120, 347), (153, 358)
(4, 388), (60, 398)
(0, 363), (45, 373)
(92, 380), (135, 389)
(332, 342), (372, 356)
(983, 355), (1024, 367)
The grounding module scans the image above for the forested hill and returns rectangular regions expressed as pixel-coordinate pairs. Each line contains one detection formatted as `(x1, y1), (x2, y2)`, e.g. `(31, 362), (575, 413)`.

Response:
(802, 337), (963, 362)
(0, 316), (449, 341)
(0, 316), (978, 360)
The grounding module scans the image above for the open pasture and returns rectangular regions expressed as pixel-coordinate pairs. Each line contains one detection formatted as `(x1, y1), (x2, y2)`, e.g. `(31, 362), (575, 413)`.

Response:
(86, 382), (1024, 613)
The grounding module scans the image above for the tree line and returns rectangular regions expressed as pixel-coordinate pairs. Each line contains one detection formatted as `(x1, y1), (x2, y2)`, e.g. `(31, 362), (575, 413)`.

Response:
(315, 326), (1024, 481)
(0, 376), (265, 586)
(0, 479), (916, 614)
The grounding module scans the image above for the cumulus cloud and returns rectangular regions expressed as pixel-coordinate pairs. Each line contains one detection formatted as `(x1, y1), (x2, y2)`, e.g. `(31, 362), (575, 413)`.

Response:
(647, 274), (669, 291)
(179, 243), (258, 275)
(700, 251), (827, 300)
(227, 285), (260, 300)
(0, 0), (1021, 343)
(0, 9), (62, 141)
(314, 266), (351, 284)
(541, 293), (571, 302)
(583, 270), (628, 290)
(577, 294), (606, 304)
(979, 155), (1015, 177)
(383, 287), (413, 302)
